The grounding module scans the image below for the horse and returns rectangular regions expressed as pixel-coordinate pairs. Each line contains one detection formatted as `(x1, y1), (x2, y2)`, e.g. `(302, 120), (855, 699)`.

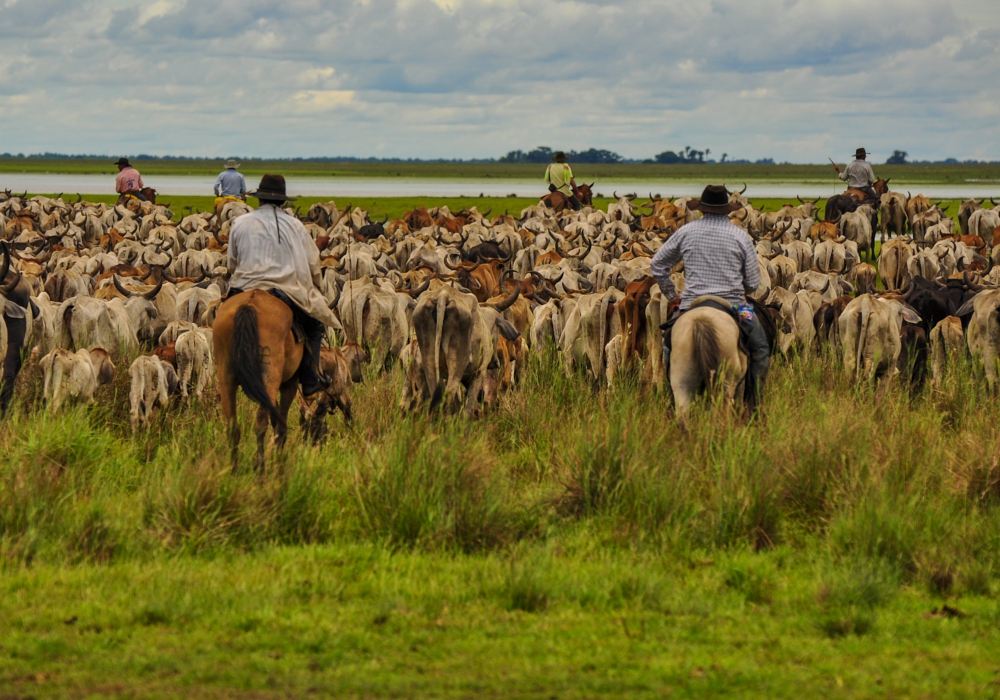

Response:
(669, 304), (747, 430)
(213, 290), (304, 471)
(540, 182), (595, 212)
(825, 178), (889, 229)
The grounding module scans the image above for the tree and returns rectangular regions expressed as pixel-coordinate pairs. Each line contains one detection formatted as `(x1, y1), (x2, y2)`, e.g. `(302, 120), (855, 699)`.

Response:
(886, 150), (908, 165)
(654, 151), (682, 164)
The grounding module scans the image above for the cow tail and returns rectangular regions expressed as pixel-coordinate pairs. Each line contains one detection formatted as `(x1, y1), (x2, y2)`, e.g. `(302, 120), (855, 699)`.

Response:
(692, 318), (721, 387)
(231, 304), (282, 428)
(599, 292), (610, 375)
(432, 293), (446, 403)
(856, 298), (871, 374)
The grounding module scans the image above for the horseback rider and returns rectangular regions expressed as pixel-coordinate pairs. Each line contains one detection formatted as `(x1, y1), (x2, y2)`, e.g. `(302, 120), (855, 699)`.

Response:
(650, 185), (770, 409)
(834, 148), (879, 204)
(214, 158), (247, 202)
(226, 174), (336, 396)
(114, 157), (146, 202)
(544, 151), (581, 211)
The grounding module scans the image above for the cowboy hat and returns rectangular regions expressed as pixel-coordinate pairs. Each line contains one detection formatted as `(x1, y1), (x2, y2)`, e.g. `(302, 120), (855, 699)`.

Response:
(247, 173), (296, 202)
(114, 157), (131, 167)
(552, 151), (567, 163)
(224, 158), (240, 169)
(688, 184), (741, 215)
(854, 147), (867, 159)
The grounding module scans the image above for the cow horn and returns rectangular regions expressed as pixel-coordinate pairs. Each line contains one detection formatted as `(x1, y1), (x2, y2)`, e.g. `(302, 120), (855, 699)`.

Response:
(193, 266), (210, 283)
(739, 183), (748, 194)
(113, 274), (134, 298)
(797, 195), (804, 204)
(0, 269), (20, 296)
(490, 279), (520, 311)
(405, 277), (431, 298)
(482, 207), (492, 218)
(613, 191), (618, 199)
(0, 241), (11, 286)
(444, 256), (467, 271)
(143, 275), (164, 300)
(990, 197), (998, 206)
(964, 271), (983, 292)
(907, 191), (912, 201)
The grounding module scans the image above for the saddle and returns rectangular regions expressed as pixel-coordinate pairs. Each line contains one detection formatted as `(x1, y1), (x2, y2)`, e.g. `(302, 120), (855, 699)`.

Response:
(660, 295), (750, 355)
(267, 289), (307, 343)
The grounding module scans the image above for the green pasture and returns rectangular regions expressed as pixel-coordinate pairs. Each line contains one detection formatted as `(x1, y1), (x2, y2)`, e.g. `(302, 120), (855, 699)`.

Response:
(24, 193), (974, 221)
(4, 157), (1000, 183)
(2, 348), (1000, 697)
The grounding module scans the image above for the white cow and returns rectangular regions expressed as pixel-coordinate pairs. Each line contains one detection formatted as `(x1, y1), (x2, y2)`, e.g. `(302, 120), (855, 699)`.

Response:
(40, 348), (116, 414)
(128, 355), (177, 429)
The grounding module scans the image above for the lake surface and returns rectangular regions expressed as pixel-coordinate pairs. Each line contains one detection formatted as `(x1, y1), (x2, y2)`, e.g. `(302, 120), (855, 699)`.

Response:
(2, 173), (998, 200)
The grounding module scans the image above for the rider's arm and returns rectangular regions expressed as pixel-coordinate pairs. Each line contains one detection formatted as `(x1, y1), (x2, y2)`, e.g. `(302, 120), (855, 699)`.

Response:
(214, 173), (223, 197)
(226, 224), (240, 275)
(239, 174), (247, 196)
(650, 232), (683, 301)
(838, 168), (849, 182)
(137, 172), (144, 189)
(544, 165), (551, 184)
(741, 236), (761, 295)
(864, 162), (875, 185)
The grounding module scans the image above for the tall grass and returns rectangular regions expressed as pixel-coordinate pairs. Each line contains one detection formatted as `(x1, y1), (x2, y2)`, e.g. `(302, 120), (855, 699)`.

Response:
(1, 340), (999, 609)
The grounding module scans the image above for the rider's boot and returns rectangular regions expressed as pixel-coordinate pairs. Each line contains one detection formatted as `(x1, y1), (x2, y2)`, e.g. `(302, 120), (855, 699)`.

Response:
(299, 326), (330, 398)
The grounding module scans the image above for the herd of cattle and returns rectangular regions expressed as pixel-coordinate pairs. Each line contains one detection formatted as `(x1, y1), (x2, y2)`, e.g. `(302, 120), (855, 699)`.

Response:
(1, 186), (1000, 433)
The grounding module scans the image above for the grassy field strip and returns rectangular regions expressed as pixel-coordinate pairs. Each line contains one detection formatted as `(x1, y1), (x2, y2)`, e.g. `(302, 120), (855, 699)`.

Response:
(4, 159), (999, 183)
(2, 347), (1000, 696)
(22, 194), (976, 221)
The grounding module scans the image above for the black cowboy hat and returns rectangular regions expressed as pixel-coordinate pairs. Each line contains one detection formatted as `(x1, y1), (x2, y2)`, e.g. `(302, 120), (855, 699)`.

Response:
(552, 151), (567, 163)
(854, 147), (867, 159)
(247, 173), (297, 202)
(114, 157), (131, 167)
(688, 184), (741, 215)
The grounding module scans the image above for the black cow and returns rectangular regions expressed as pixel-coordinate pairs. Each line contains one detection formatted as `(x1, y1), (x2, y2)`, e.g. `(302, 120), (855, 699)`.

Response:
(0, 242), (30, 412)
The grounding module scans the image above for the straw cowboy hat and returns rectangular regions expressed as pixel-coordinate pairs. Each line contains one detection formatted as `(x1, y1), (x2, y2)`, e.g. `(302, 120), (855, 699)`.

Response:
(247, 174), (296, 202)
(687, 185), (741, 215)
(224, 159), (240, 169)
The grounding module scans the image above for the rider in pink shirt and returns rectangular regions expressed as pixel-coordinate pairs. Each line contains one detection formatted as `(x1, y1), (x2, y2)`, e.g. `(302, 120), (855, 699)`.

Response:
(114, 157), (145, 201)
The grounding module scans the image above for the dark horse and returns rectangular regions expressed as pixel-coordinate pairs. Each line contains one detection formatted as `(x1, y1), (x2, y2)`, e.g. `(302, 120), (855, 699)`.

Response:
(825, 178), (890, 229)
(541, 182), (595, 212)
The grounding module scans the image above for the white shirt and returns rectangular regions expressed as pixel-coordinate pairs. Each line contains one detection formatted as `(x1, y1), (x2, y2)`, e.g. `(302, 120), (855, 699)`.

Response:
(227, 205), (339, 328)
(839, 159), (876, 189)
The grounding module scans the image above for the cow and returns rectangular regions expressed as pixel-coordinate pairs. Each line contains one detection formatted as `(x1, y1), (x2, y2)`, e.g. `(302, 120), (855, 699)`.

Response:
(39, 347), (116, 414)
(766, 287), (817, 357)
(128, 354), (177, 430)
(408, 280), (519, 413)
(175, 329), (213, 398)
(929, 316), (964, 387)
(878, 238), (914, 292)
(880, 192), (908, 241)
(338, 276), (411, 370)
(298, 343), (368, 444)
(958, 199), (982, 237)
(958, 288), (1000, 391)
(839, 294), (921, 380)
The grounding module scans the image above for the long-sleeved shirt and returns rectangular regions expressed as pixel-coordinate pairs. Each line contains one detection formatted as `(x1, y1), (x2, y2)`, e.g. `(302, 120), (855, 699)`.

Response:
(650, 214), (760, 310)
(544, 163), (574, 195)
(838, 159), (875, 189)
(214, 169), (247, 197)
(115, 167), (143, 194)
(227, 204), (339, 328)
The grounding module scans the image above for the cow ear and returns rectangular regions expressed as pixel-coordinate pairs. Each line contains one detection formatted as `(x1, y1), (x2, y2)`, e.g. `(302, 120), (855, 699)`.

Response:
(955, 298), (977, 317)
(900, 305), (922, 325)
(496, 318), (521, 342)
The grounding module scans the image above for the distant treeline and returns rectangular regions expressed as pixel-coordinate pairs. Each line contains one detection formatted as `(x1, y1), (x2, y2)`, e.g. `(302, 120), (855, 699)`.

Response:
(3, 149), (998, 166)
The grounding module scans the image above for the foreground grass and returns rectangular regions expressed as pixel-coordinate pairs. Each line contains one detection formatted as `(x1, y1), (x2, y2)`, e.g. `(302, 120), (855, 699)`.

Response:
(2, 353), (1000, 696)
(4, 158), (999, 183)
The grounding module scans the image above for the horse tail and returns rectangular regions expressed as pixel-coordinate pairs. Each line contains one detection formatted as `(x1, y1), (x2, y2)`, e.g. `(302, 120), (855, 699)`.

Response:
(231, 304), (282, 427)
(691, 317), (722, 387)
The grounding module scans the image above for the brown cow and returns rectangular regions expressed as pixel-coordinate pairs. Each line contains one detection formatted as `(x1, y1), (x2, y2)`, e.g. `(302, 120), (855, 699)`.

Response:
(298, 343), (369, 444)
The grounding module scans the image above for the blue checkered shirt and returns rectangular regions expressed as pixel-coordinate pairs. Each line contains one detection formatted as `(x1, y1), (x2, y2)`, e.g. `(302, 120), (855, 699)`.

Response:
(650, 214), (760, 310)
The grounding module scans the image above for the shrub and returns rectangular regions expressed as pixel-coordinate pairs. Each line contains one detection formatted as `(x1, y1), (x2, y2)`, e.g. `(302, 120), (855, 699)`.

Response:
(355, 419), (531, 552)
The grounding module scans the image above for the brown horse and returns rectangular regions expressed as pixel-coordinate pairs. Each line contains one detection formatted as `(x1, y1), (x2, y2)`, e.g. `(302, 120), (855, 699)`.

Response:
(213, 290), (304, 471)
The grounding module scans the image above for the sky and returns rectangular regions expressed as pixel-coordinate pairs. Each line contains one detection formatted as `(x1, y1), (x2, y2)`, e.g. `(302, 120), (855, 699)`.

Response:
(0, 0), (997, 163)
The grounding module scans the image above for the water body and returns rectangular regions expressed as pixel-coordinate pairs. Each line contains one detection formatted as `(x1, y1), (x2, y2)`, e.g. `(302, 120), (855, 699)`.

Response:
(1, 173), (998, 200)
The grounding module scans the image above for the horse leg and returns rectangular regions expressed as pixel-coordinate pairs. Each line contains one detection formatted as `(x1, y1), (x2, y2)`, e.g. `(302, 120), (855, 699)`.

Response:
(254, 405), (271, 473)
(218, 370), (241, 474)
(274, 381), (298, 451)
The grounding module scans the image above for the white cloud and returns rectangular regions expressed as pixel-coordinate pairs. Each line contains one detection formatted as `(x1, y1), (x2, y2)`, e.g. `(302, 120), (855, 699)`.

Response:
(0, 0), (995, 162)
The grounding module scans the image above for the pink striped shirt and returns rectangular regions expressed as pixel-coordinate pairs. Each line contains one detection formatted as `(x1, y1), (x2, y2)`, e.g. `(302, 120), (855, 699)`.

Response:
(115, 167), (144, 193)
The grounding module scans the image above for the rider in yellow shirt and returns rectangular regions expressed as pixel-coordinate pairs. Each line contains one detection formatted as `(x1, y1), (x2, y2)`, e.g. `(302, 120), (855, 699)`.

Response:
(544, 151), (581, 211)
